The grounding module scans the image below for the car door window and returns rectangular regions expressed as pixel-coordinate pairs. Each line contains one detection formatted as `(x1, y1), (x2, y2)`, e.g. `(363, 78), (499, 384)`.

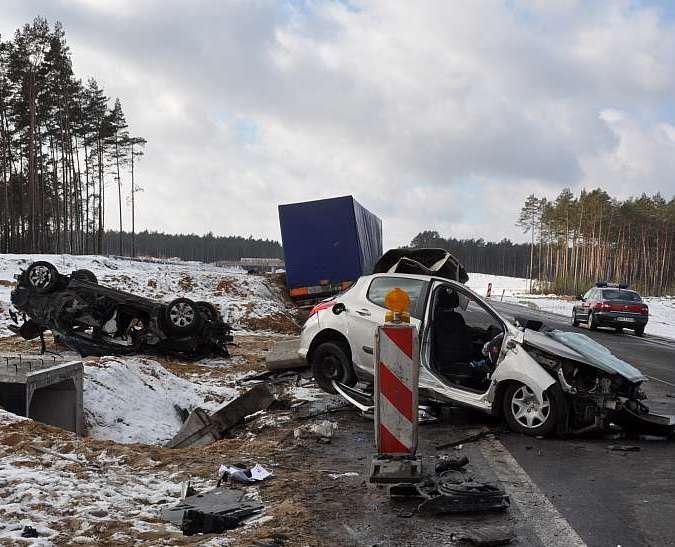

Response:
(583, 289), (594, 300)
(367, 277), (426, 319)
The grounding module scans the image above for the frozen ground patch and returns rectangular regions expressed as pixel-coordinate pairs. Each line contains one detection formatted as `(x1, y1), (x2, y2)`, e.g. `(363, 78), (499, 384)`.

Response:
(84, 356), (237, 444)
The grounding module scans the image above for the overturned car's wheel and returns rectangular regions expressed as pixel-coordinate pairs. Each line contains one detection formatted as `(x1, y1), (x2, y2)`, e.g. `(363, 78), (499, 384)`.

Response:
(71, 269), (98, 284)
(25, 261), (59, 293)
(503, 382), (560, 437)
(196, 301), (220, 322)
(163, 298), (202, 334)
(311, 341), (356, 394)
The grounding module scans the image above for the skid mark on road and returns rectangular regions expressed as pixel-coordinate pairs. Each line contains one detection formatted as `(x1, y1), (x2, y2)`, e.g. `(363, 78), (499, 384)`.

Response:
(480, 438), (587, 547)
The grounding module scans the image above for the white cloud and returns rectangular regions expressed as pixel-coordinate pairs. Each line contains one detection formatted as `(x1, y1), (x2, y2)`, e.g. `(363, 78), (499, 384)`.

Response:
(1, 0), (674, 249)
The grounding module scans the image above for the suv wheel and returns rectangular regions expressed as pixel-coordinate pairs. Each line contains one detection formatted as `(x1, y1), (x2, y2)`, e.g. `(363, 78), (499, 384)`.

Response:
(164, 298), (202, 334)
(26, 261), (59, 293)
(71, 269), (98, 284)
(311, 341), (356, 394)
(571, 310), (579, 327)
(634, 326), (645, 337)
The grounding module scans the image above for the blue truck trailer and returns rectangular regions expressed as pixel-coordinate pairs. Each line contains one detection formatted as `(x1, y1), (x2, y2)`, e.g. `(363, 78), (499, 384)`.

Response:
(278, 196), (383, 300)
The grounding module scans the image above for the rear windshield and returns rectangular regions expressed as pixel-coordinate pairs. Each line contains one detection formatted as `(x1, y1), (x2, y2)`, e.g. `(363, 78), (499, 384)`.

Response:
(602, 289), (641, 302)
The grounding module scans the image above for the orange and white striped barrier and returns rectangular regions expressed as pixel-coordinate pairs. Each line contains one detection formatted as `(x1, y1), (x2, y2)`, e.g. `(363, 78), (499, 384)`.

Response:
(374, 323), (420, 455)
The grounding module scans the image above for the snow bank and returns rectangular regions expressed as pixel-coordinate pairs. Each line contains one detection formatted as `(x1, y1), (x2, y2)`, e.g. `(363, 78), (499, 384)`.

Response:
(0, 449), (183, 544)
(84, 356), (237, 445)
(0, 253), (293, 336)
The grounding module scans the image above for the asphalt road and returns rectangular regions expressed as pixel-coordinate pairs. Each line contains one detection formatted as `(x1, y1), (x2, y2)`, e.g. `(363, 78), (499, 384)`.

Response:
(490, 300), (675, 547)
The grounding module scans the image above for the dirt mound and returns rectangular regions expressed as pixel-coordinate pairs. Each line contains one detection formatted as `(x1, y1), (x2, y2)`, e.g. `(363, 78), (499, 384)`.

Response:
(240, 312), (300, 335)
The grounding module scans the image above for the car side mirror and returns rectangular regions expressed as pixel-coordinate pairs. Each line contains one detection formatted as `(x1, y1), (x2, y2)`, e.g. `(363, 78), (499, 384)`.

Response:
(578, 295), (585, 301)
(332, 303), (346, 315)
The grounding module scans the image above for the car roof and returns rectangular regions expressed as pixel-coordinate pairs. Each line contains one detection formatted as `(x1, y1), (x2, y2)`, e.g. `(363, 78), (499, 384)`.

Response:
(361, 272), (467, 284)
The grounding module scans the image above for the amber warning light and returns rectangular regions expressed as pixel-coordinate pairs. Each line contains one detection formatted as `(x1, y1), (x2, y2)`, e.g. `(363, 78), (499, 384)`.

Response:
(384, 288), (410, 323)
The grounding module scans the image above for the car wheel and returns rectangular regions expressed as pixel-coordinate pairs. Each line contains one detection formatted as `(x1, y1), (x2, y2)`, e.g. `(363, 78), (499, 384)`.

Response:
(311, 341), (356, 394)
(25, 261), (59, 293)
(503, 382), (558, 436)
(571, 310), (579, 327)
(71, 269), (98, 284)
(588, 312), (598, 330)
(163, 298), (202, 334)
(196, 301), (220, 322)
(634, 327), (645, 337)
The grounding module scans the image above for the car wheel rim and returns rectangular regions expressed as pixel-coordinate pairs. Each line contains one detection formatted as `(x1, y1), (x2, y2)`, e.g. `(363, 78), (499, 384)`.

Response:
(29, 266), (52, 288)
(169, 302), (195, 328)
(511, 385), (550, 429)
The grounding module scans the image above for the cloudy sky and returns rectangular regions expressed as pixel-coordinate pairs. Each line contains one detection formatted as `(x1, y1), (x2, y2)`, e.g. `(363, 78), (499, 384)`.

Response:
(2, 1), (675, 248)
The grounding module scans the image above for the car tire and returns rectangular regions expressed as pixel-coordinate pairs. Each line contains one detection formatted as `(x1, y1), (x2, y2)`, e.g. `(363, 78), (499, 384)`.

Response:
(25, 261), (59, 293)
(71, 269), (98, 284)
(196, 301), (220, 323)
(634, 327), (645, 337)
(571, 311), (579, 327)
(502, 382), (560, 437)
(163, 298), (202, 335)
(588, 312), (598, 330)
(311, 341), (357, 394)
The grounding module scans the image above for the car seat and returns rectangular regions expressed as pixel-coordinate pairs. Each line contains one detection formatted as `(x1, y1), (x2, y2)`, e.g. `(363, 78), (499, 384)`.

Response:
(432, 290), (475, 384)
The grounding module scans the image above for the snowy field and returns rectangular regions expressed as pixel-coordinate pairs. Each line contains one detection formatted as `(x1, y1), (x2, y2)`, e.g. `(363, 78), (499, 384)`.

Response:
(466, 272), (675, 340)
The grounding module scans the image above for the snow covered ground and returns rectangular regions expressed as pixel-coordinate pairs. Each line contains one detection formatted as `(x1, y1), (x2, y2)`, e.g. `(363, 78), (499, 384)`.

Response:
(84, 356), (238, 444)
(466, 272), (675, 340)
(0, 253), (296, 337)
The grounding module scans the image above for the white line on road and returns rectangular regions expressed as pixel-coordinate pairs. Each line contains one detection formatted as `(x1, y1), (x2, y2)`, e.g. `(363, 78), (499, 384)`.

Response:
(646, 375), (675, 387)
(480, 438), (587, 547)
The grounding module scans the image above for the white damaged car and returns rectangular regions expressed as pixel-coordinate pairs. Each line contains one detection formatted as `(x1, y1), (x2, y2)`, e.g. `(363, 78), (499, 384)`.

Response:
(299, 250), (674, 437)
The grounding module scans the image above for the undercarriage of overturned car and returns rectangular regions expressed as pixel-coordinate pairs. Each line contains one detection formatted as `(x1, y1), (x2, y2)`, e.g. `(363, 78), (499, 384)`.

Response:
(9, 261), (233, 359)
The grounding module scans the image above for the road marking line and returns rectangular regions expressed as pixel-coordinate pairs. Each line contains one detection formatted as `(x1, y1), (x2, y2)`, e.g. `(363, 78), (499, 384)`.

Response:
(646, 375), (675, 387)
(480, 438), (587, 547)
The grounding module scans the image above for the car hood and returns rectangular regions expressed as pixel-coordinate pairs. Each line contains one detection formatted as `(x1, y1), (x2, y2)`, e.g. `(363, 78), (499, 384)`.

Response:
(523, 329), (646, 383)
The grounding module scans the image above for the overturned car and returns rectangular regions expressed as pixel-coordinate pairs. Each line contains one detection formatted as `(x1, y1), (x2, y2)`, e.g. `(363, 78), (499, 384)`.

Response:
(300, 249), (674, 437)
(10, 261), (233, 359)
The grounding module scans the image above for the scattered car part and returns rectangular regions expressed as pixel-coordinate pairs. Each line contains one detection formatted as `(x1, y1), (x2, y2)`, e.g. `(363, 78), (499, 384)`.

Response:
(161, 487), (263, 536)
(218, 463), (273, 484)
(166, 383), (275, 448)
(607, 445), (640, 452)
(417, 472), (510, 515)
(9, 261), (233, 359)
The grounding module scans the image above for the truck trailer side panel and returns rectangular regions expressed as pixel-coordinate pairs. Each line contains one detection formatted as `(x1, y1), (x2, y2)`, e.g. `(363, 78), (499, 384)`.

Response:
(278, 196), (382, 291)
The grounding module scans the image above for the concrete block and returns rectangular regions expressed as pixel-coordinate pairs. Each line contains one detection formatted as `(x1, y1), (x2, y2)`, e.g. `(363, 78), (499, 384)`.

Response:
(0, 354), (83, 435)
(265, 338), (306, 371)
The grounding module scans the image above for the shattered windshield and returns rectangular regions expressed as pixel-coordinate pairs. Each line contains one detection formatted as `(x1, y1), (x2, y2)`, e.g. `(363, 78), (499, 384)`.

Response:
(546, 330), (645, 382)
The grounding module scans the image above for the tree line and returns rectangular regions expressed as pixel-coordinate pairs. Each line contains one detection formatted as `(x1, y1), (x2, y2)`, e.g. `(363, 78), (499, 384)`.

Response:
(409, 231), (532, 278)
(518, 189), (675, 296)
(101, 230), (283, 262)
(0, 17), (146, 257)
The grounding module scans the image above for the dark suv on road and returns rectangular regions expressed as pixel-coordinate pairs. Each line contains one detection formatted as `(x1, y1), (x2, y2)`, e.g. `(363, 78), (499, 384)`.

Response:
(572, 283), (648, 336)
